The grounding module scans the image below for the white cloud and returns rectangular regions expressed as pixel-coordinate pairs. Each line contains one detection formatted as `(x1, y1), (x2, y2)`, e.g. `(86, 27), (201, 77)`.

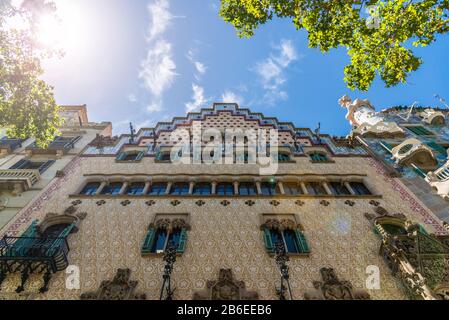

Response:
(253, 39), (301, 104)
(146, 0), (173, 42)
(139, 39), (177, 97)
(128, 94), (137, 103)
(221, 90), (245, 105)
(147, 100), (163, 113)
(139, 0), (179, 113)
(187, 49), (207, 80)
(185, 84), (209, 113)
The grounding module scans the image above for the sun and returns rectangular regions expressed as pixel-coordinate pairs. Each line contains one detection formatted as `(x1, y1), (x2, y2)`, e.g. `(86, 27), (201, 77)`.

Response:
(35, 2), (85, 52)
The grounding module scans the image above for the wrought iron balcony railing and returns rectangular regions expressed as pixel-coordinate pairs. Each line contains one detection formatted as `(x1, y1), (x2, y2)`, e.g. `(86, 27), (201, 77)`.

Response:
(0, 236), (70, 272)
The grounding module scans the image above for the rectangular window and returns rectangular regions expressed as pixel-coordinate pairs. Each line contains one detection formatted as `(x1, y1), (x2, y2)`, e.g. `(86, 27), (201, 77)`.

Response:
(170, 183), (190, 195)
(239, 182), (257, 196)
(329, 182), (351, 196)
(80, 182), (101, 195)
(283, 183), (303, 195)
(260, 182), (277, 196)
(350, 182), (371, 195)
(9, 159), (55, 173)
(148, 182), (167, 195)
(117, 151), (144, 162)
(142, 225), (188, 255)
(192, 183), (211, 195)
(101, 182), (123, 195)
(305, 182), (326, 195)
(216, 183), (234, 196)
(405, 126), (434, 136)
(127, 182), (146, 195)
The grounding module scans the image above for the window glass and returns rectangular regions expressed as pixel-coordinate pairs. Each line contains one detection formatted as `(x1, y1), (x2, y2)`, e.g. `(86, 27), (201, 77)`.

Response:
(329, 182), (351, 195)
(350, 182), (371, 195)
(260, 182), (277, 196)
(239, 182), (257, 196)
(101, 182), (123, 195)
(170, 183), (190, 195)
(216, 183), (234, 196)
(283, 230), (299, 253)
(193, 183), (211, 195)
(283, 183), (302, 195)
(80, 182), (100, 195)
(148, 183), (167, 195)
(151, 229), (168, 253)
(127, 182), (145, 195)
(306, 182), (326, 195)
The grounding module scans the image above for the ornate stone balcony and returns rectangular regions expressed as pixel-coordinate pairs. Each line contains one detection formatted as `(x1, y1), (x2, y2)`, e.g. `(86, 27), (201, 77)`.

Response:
(0, 169), (41, 195)
(391, 138), (438, 170)
(426, 160), (449, 200)
(419, 108), (446, 125)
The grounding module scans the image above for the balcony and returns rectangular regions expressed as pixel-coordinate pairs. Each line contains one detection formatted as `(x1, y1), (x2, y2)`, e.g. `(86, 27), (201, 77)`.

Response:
(0, 138), (24, 156)
(0, 169), (41, 195)
(391, 138), (438, 170)
(426, 160), (449, 200)
(0, 235), (70, 293)
(26, 136), (80, 156)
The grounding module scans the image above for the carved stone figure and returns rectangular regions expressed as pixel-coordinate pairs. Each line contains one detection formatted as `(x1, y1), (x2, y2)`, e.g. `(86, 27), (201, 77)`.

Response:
(80, 269), (146, 300)
(339, 95), (404, 138)
(193, 269), (258, 300)
(304, 268), (371, 300)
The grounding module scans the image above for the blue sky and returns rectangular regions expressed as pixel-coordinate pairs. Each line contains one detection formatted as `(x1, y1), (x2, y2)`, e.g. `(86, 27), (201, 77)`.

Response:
(40, 0), (449, 136)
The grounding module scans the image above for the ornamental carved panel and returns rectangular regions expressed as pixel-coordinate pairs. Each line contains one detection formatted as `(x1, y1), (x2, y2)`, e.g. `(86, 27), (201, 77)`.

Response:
(80, 269), (146, 300)
(304, 268), (371, 300)
(193, 269), (259, 300)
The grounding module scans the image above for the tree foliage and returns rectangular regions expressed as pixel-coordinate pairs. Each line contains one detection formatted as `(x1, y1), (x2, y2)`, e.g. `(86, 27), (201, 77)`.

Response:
(219, 0), (449, 91)
(0, 0), (62, 147)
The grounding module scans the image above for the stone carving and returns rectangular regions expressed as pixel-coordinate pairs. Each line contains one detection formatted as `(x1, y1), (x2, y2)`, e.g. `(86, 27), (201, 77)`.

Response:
(339, 95), (404, 138)
(80, 269), (146, 300)
(304, 268), (371, 300)
(38, 205), (87, 234)
(88, 134), (118, 150)
(261, 219), (297, 231)
(193, 269), (258, 300)
(419, 108), (445, 125)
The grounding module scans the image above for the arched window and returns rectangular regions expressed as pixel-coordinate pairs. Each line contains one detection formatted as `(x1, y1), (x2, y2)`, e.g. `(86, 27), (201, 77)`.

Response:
(192, 183), (212, 195)
(329, 182), (351, 195)
(309, 152), (328, 162)
(148, 182), (167, 195)
(239, 182), (257, 196)
(283, 183), (302, 195)
(170, 183), (190, 195)
(216, 183), (234, 196)
(127, 182), (146, 195)
(260, 182), (278, 196)
(350, 182), (371, 195)
(80, 182), (101, 195)
(101, 182), (123, 195)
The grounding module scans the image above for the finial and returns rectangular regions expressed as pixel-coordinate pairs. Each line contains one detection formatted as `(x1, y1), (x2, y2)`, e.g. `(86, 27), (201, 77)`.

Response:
(129, 122), (136, 144)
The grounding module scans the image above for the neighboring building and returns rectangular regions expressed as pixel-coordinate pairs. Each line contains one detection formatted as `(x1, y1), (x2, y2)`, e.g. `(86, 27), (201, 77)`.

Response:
(339, 95), (449, 223)
(0, 105), (112, 229)
(0, 103), (448, 300)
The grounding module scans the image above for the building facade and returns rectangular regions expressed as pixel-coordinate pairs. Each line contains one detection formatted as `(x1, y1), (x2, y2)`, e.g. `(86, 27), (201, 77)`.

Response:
(0, 103), (448, 300)
(340, 95), (449, 223)
(0, 106), (112, 230)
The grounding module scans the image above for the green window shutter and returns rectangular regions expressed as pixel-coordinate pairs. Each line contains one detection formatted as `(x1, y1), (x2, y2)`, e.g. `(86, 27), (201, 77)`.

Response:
(380, 141), (393, 152)
(426, 141), (447, 155)
(176, 228), (188, 254)
(418, 224), (429, 235)
(135, 151), (145, 161)
(263, 228), (274, 253)
(295, 230), (310, 253)
(46, 223), (75, 256)
(11, 220), (39, 256)
(38, 160), (55, 173)
(141, 227), (156, 254)
(116, 152), (126, 161)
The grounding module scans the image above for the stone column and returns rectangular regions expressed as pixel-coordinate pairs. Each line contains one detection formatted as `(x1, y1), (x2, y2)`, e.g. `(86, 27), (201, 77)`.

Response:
(189, 181), (195, 195)
(344, 181), (355, 195)
(322, 182), (333, 195)
(299, 181), (308, 195)
(143, 181), (151, 195)
(255, 181), (262, 195)
(233, 181), (239, 195)
(277, 181), (285, 195)
(165, 182), (173, 195)
(211, 181), (217, 195)
(95, 181), (108, 195)
(119, 181), (129, 195)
